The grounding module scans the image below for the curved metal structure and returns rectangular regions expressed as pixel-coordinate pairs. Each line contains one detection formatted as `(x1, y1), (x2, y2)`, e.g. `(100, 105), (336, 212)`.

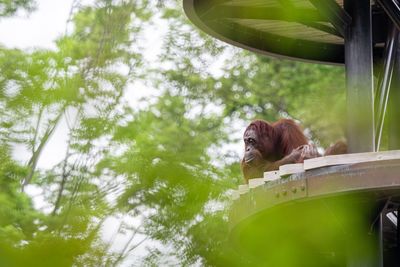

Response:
(183, 0), (388, 65)
(231, 160), (400, 266)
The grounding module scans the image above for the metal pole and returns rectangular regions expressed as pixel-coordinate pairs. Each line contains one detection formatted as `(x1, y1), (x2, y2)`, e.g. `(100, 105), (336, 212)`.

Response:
(397, 209), (400, 254)
(388, 36), (400, 150)
(378, 212), (384, 267)
(375, 27), (398, 151)
(376, 0), (400, 31)
(344, 0), (375, 153)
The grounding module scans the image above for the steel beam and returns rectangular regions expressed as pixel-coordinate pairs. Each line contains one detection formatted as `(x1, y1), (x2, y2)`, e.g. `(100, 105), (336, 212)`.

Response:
(378, 212), (384, 267)
(344, 0), (375, 153)
(376, 0), (400, 31)
(388, 36), (400, 150)
(397, 209), (400, 251)
(375, 27), (398, 151)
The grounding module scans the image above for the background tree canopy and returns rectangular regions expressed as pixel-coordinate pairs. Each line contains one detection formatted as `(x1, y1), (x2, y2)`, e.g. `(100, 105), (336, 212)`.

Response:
(0, 0), (345, 266)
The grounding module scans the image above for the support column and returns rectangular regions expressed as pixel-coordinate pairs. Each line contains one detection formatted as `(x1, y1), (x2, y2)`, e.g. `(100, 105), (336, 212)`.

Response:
(388, 39), (400, 150)
(344, 0), (375, 153)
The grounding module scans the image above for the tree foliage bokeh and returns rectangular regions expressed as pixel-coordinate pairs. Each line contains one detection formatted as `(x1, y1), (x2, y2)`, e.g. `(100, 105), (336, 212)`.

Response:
(0, 0), (345, 266)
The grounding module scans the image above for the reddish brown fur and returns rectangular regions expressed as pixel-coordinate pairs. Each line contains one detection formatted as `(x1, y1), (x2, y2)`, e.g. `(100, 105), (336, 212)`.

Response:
(244, 119), (308, 159)
(241, 119), (347, 183)
(241, 119), (311, 183)
(324, 140), (347, 155)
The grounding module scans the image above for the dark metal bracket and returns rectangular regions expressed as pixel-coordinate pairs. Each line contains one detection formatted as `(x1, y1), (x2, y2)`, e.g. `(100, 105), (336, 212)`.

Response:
(377, 0), (400, 31)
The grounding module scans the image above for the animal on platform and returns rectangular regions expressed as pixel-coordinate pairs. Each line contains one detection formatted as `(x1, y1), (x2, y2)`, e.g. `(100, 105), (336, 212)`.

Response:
(241, 119), (347, 183)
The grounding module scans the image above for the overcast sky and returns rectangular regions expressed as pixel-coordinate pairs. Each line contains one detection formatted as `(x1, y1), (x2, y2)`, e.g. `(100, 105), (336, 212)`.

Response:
(0, 0), (74, 49)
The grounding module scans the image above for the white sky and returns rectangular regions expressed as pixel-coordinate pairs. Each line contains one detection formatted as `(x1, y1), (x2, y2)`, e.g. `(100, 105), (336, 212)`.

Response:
(0, 0), (73, 50)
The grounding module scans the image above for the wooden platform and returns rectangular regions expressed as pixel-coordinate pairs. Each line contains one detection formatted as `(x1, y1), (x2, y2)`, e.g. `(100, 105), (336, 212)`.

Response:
(233, 150), (400, 197)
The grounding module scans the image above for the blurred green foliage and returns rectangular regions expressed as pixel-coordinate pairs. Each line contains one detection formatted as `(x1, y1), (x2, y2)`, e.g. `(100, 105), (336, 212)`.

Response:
(0, 0), (36, 17)
(0, 0), (353, 266)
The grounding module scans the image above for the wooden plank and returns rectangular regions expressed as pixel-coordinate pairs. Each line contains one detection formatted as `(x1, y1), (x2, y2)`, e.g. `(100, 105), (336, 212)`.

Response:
(248, 178), (265, 189)
(231, 190), (240, 200)
(264, 170), (280, 181)
(238, 184), (249, 194)
(304, 150), (400, 170)
(233, 19), (343, 44)
(279, 163), (304, 176)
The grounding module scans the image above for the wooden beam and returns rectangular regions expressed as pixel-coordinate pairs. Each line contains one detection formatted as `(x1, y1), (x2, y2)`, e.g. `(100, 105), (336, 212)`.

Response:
(201, 6), (327, 23)
(238, 184), (249, 195)
(264, 170), (280, 181)
(301, 21), (342, 37)
(231, 190), (240, 200)
(304, 150), (400, 170)
(248, 178), (265, 189)
(279, 163), (304, 176)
